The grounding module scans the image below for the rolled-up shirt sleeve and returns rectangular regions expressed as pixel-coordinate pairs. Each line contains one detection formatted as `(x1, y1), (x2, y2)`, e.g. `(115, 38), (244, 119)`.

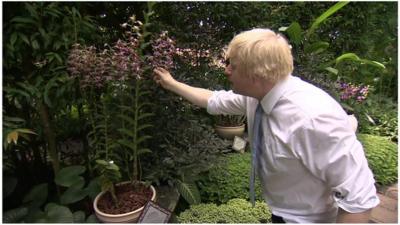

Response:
(207, 90), (247, 115)
(290, 113), (380, 213)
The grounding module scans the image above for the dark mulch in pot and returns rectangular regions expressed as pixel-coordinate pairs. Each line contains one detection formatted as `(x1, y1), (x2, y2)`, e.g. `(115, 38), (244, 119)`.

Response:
(97, 182), (153, 215)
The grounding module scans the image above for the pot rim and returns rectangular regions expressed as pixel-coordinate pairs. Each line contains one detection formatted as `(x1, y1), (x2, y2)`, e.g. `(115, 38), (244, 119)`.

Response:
(215, 124), (246, 129)
(93, 181), (156, 217)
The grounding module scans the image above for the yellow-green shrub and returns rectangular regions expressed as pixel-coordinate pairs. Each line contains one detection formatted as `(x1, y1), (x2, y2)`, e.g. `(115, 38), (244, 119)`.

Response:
(197, 152), (263, 204)
(358, 134), (398, 185)
(177, 198), (271, 223)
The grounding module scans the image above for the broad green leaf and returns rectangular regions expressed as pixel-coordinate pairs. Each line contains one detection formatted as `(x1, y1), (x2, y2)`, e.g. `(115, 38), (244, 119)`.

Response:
(308, 1), (349, 35)
(175, 180), (201, 205)
(23, 183), (48, 208)
(86, 214), (99, 223)
(40, 203), (74, 223)
(60, 186), (87, 205)
(3, 207), (29, 223)
(304, 41), (329, 54)
(54, 165), (86, 187)
(24, 208), (45, 223)
(73, 211), (86, 223)
(85, 178), (101, 200)
(3, 176), (18, 198)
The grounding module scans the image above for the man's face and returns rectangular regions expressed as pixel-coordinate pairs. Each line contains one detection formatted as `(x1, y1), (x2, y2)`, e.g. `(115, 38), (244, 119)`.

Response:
(224, 58), (254, 96)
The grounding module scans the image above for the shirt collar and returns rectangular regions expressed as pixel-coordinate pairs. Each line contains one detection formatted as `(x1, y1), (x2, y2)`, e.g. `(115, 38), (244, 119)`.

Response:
(260, 75), (293, 114)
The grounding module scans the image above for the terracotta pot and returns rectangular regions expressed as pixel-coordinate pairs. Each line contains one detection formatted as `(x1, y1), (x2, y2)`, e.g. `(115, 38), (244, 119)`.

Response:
(214, 124), (245, 140)
(93, 181), (156, 223)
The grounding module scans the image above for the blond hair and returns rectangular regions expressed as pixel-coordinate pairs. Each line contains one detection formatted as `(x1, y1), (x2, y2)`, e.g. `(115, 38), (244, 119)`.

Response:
(226, 28), (293, 83)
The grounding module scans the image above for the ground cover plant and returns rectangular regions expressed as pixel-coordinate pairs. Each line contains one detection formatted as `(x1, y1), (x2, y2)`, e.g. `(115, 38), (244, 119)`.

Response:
(177, 198), (272, 223)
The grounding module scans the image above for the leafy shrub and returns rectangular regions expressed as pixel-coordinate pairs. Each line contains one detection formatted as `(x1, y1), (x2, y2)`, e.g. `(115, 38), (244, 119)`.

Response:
(197, 152), (263, 204)
(177, 198), (271, 223)
(357, 95), (398, 142)
(358, 134), (398, 185)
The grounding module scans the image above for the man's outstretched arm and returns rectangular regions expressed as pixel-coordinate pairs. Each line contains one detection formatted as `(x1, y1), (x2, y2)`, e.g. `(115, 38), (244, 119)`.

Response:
(153, 67), (213, 108)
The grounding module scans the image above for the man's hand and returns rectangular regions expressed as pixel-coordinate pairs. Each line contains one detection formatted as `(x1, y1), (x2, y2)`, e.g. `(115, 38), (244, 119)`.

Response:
(153, 67), (176, 90)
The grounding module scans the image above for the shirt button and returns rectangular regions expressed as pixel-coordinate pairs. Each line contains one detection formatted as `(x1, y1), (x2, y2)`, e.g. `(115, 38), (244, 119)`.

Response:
(335, 192), (344, 199)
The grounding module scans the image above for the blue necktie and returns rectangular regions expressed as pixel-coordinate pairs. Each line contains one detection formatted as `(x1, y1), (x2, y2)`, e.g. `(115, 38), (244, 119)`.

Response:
(250, 103), (264, 207)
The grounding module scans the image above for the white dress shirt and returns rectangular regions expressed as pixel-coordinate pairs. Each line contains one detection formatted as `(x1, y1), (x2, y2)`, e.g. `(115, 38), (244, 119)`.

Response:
(207, 75), (380, 223)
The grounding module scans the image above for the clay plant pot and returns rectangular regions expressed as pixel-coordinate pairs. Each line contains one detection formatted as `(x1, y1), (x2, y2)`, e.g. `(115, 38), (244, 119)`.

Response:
(93, 181), (156, 223)
(214, 124), (245, 140)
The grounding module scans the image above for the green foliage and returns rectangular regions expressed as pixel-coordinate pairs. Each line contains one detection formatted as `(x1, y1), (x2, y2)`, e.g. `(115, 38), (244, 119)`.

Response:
(357, 95), (398, 142)
(280, 1), (385, 82)
(146, 118), (231, 205)
(54, 165), (86, 187)
(198, 152), (263, 204)
(35, 203), (74, 223)
(177, 198), (271, 223)
(358, 134), (398, 185)
(94, 160), (121, 205)
(3, 207), (29, 223)
(175, 179), (201, 205)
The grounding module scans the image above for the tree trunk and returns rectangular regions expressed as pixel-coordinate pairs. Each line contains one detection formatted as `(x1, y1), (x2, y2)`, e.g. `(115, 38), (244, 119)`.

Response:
(38, 101), (60, 174)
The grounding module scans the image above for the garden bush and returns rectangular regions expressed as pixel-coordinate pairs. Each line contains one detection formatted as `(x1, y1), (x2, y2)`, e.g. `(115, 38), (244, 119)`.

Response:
(177, 198), (271, 223)
(197, 152), (263, 204)
(358, 134), (398, 185)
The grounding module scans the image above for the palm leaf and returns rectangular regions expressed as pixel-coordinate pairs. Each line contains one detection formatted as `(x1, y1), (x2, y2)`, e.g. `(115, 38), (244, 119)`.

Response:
(308, 1), (349, 36)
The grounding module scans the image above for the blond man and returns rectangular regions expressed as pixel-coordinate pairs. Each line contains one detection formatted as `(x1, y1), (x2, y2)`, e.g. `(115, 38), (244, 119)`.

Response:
(153, 28), (379, 223)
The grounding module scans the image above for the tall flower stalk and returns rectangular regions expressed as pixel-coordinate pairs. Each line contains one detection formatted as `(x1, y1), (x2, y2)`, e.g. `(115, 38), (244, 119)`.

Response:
(67, 3), (177, 196)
